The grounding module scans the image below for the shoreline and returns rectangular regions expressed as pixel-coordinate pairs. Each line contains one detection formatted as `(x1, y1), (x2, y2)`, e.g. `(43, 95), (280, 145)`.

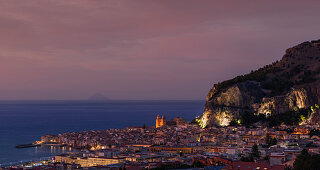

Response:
(15, 143), (68, 149)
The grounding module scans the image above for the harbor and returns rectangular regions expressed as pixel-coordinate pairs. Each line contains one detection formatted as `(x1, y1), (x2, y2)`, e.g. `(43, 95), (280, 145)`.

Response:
(15, 143), (40, 148)
(15, 142), (68, 149)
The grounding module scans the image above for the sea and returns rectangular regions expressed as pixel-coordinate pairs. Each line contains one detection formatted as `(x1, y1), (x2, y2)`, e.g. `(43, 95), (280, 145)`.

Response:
(0, 100), (204, 165)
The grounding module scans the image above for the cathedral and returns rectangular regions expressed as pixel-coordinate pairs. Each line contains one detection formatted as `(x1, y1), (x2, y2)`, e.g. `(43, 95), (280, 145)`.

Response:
(156, 114), (166, 128)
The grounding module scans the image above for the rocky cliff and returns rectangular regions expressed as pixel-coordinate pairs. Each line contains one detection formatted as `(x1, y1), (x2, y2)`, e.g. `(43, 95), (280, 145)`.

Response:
(199, 40), (320, 127)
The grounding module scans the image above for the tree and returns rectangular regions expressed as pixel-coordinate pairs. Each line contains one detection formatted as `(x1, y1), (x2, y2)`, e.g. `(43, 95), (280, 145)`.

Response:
(266, 134), (272, 146)
(309, 129), (320, 137)
(229, 119), (238, 126)
(192, 160), (204, 168)
(265, 134), (277, 148)
(272, 138), (278, 146)
(240, 144), (260, 162)
(293, 149), (320, 170)
(240, 111), (259, 127)
(240, 156), (253, 162)
(285, 166), (293, 170)
(250, 143), (260, 159)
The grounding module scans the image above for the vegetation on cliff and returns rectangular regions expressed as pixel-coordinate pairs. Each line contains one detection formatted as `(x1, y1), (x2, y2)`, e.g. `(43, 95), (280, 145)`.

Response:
(213, 63), (277, 91)
(213, 61), (320, 99)
(228, 104), (319, 127)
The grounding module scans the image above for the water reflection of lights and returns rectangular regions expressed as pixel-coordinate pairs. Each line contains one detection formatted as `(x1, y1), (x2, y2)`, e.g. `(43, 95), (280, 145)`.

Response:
(33, 145), (74, 156)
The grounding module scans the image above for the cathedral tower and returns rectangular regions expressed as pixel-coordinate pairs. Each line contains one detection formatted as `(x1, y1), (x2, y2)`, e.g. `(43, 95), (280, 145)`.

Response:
(156, 115), (161, 128)
(156, 114), (166, 128)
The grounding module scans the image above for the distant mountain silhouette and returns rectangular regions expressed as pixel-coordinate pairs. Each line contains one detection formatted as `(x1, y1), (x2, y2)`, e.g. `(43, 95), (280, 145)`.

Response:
(88, 93), (110, 101)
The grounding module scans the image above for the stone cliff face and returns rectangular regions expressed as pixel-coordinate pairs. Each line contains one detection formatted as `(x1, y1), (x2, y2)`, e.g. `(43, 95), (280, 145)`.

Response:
(200, 40), (320, 127)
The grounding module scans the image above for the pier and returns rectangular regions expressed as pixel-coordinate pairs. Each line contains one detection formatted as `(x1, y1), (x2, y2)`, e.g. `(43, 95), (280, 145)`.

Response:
(15, 143), (41, 148)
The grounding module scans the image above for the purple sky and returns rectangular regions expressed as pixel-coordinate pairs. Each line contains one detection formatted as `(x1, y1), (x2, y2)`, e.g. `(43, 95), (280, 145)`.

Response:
(0, 1), (320, 100)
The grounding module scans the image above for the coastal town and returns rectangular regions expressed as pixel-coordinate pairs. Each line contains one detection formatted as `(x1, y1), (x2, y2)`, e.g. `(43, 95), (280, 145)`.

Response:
(4, 114), (320, 170)
(2, 0), (320, 169)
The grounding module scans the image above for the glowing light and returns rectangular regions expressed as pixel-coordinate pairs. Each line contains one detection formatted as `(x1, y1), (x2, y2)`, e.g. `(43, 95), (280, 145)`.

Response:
(195, 115), (208, 128)
(220, 116), (230, 126)
(311, 106), (314, 112)
(299, 115), (306, 125)
(265, 111), (271, 117)
(215, 111), (232, 126)
(34, 141), (43, 144)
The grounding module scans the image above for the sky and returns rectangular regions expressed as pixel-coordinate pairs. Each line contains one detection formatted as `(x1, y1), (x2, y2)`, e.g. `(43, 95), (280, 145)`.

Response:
(0, 0), (320, 100)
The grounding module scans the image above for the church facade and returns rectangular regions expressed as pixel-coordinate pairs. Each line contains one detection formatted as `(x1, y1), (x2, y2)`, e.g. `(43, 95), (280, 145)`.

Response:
(156, 115), (166, 128)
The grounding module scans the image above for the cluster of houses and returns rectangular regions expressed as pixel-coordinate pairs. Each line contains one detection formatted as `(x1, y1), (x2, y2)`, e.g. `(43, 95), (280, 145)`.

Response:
(9, 117), (320, 169)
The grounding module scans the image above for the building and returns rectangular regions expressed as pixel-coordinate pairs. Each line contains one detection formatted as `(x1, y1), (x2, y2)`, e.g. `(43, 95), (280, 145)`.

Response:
(55, 154), (76, 164)
(149, 146), (193, 154)
(231, 161), (285, 170)
(269, 152), (286, 166)
(156, 114), (166, 128)
(76, 157), (124, 167)
(55, 154), (124, 168)
(41, 134), (58, 143)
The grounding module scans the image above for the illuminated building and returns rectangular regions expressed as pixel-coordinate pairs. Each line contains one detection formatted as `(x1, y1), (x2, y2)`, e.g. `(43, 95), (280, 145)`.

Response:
(76, 157), (124, 167)
(156, 114), (166, 128)
(41, 134), (58, 143)
(55, 155), (124, 168)
(150, 146), (193, 154)
(292, 127), (310, 135)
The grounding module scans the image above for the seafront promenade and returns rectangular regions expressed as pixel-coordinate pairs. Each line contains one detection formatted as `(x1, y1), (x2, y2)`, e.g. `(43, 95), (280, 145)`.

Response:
(0, 156), (53, 169)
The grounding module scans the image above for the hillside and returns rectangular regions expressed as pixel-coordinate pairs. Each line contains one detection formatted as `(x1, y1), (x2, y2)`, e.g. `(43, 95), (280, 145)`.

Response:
(197, 40), (320, 127)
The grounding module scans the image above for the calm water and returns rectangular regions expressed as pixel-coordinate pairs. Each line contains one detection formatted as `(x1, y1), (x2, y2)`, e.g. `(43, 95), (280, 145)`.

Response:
(0, 100), (204, 164)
